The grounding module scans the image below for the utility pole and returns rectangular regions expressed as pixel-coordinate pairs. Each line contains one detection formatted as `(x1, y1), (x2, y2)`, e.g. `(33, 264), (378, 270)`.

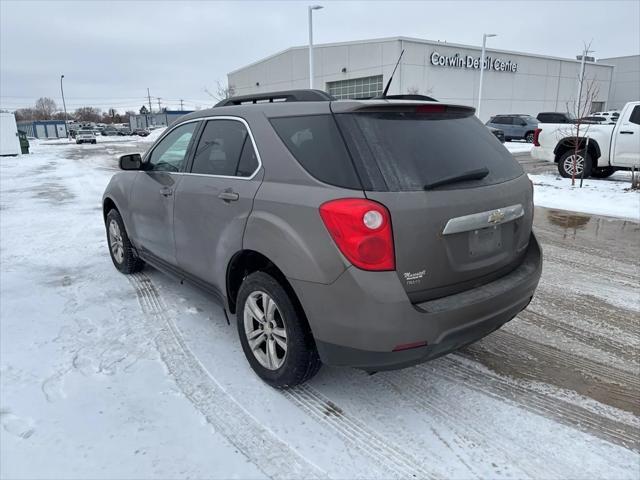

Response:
(60, 74), (69, 138)
(180, 99), (184, 110)
(157, 97), (162, 112)
(147, 88), (152, 114)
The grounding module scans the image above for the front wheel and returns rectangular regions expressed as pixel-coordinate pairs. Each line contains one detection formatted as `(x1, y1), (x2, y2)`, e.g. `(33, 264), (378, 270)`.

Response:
(558, 150), (592, 179)
(237, 272), (321, 388)
(106, 209), (144, 274)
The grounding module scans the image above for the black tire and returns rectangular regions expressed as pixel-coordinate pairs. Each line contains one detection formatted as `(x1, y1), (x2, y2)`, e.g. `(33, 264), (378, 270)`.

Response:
(92, 140), (97, 144)
(591, 166), (616, 178)
(105, 209), (144, 274)
(525, 132), (535, 143)
(557, 150), (592, 179)
(236, 271), (321, 388)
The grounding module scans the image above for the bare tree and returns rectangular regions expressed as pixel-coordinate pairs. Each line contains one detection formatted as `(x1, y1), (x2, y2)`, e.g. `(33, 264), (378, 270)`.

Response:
(74, 106), (102, 123)
(406, 86), (420, 95)
(34, 97), (57, 120)
(555, 44), (602, 187)
(14, 108), (36, 122)
(204, 80), (236, 102)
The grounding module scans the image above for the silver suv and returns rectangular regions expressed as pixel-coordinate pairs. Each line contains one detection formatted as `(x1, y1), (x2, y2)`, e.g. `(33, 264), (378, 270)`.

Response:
(103, 90), (542, 387)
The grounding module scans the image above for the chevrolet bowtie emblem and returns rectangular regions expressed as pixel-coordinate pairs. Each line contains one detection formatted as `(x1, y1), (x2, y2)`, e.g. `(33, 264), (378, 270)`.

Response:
(488, 210), (505, 224)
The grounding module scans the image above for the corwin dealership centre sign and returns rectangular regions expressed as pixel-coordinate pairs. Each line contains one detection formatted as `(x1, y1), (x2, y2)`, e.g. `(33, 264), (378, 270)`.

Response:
(430, 51), (518, 73)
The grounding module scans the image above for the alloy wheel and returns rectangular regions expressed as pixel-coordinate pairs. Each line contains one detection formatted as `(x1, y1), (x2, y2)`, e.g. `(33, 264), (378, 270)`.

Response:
(243, 291), (288, 370)
(108, 219), (124, 264)
(563, 154), (584, 176)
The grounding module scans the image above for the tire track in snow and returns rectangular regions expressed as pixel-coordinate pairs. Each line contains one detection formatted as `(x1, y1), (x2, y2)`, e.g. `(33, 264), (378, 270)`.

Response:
(461, 329), (640, 414)
(128, 273), (326, 480)
(430, 355), (640, 452)
(377, 372), (560, 479)
(283, 384), (437, 479)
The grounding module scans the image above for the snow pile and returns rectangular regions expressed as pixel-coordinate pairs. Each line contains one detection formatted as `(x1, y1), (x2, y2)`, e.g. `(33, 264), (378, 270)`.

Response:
(530, 172), (640, 220)
(505, 142), (534, 154)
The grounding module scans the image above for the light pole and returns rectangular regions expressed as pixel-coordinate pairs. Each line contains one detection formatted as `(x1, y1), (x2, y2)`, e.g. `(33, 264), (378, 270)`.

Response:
(576, 45), (595, 115)
(60, 74), (69, 138)
(477, 33), (497, 120)
(308, 4), (323, 89)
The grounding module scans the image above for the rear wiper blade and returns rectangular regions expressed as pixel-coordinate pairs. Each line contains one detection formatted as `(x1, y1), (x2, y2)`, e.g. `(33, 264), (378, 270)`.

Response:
(423, 167), (490, 190)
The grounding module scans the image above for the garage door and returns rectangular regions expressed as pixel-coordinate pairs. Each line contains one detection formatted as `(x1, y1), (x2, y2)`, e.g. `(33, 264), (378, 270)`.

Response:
(35, 125), (46, 138)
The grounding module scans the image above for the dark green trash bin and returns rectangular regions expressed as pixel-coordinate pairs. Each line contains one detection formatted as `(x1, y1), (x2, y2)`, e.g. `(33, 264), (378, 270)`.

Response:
(18, 130), (29, 154)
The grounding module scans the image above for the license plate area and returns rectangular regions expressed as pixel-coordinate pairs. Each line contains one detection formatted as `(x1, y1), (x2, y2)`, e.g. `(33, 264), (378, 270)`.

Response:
(469, 225), (502, 257)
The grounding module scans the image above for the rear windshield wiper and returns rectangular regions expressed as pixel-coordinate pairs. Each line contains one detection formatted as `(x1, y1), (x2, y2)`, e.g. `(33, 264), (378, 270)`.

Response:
(424, 167), (489, 190)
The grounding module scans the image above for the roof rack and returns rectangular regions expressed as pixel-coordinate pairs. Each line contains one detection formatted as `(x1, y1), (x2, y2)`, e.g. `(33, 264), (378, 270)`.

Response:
(215, 89), (333, 107)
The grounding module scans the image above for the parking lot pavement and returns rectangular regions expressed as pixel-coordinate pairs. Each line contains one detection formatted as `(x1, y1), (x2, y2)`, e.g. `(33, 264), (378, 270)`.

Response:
(513, 152), (556, 175)
(1, 141), (638, 479)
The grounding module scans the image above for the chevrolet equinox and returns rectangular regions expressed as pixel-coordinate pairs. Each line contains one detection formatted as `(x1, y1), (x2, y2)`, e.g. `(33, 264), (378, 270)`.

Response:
(102, 89), (542, 387)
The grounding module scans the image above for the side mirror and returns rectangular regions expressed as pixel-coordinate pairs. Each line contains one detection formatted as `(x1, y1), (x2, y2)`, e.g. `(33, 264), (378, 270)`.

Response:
(119, 153), (142, 170)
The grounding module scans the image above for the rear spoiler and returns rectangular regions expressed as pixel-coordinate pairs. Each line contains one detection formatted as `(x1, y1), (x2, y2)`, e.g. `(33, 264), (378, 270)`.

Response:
(330, 100), (475, 116)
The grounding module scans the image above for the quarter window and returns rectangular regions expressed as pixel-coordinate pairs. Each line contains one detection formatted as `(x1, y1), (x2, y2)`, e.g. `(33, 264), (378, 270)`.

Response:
(191, 120), (258, 177)
(147, 123), (197, 172)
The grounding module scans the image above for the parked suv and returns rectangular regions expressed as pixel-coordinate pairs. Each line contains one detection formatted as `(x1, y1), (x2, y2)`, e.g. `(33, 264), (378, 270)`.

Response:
(76, 128), (97, 144)
(103, 90), (542, 387)
(486, 114), (539, 142)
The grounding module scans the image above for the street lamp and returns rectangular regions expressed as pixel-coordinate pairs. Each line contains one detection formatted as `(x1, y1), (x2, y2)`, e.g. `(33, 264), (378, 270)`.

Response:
(477, 33), (497, 120)
(308, 4), (323, 89)
(60, 75), (69, 138)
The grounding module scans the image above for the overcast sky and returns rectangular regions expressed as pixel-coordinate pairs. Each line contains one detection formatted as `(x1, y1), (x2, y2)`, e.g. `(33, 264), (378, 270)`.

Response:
(1, 0), (638, 113)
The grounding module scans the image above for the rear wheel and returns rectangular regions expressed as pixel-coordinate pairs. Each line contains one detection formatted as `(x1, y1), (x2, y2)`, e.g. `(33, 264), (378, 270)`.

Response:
(237, 271), (321, 388)
(106, 209), (144, 274)
(558, 150), (592, 179)
(591, 166), (615, 178)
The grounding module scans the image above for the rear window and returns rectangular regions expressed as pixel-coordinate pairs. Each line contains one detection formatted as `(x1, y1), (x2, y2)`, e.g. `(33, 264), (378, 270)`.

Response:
(270, 115), (361, 189)
(336, 111), (523, 191)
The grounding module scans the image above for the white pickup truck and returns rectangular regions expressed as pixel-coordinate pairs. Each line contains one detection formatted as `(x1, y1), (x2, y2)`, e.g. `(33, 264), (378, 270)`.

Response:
(532, 101), (640, 178)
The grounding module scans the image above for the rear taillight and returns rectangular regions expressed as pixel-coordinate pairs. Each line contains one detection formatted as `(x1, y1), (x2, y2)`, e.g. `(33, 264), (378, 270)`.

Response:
(319, 198), (395, 271)
(533, 128), (542, 147)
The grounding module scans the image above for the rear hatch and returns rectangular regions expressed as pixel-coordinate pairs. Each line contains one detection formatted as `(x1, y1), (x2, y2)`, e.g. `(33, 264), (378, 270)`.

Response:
(333, 102), (533, 302)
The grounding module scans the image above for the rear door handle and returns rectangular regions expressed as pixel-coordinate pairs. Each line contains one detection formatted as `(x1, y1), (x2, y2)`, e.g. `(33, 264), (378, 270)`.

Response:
(620, 131), (634, 134)
(218, 189), (239, 202)
(160, 187), (173, 197)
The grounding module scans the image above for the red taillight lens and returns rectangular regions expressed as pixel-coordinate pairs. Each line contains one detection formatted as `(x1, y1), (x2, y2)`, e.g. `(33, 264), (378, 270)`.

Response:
(319, 198), (395, 271)
(533, 128), (542, 147)
(416, 104), (446, 114)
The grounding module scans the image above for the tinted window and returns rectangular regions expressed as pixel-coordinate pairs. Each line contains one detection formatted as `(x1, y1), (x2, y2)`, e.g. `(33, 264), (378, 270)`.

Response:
(148, 122), (197, 172)
(337, 111), (523, 191)
(629, 106), (640, 125)
(191, 120), (258, 177)
(492, 117), (509, 125)
(270, 115), (361, 189)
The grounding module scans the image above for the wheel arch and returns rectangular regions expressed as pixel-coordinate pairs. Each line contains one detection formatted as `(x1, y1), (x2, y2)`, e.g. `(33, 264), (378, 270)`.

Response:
(553, 137), (601, 164)
(226, 249), (306, 320)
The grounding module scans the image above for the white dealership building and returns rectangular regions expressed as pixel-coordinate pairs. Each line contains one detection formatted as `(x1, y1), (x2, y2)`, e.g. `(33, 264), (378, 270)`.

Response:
(227, 37), (637, 122)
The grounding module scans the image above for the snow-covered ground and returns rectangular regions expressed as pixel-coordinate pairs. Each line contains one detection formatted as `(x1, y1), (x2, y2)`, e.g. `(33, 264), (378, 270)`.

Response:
(1, 138), (638, 479)
(530, 171), (640, 221)
(504, 141), (534, 154)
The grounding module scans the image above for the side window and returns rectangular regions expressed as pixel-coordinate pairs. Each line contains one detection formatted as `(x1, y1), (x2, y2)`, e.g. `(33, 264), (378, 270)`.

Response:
(148, 122), (197, 172)
(191, 120), (257, 177)
(629, 106), (640, 125)
(270, 115), (361, 189)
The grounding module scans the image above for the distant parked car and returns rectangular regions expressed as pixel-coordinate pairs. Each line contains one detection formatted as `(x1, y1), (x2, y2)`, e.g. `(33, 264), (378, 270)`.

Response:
(102, 127), (119, 136)
(536, 112), (576, 124)
(486, 114), (538, 142)
(487, 126), (505, 143)
(133, 129), (150, 137)
(117, 127), (133, 136)
(592, 111), (620, 122)
(76, 129), (97, 144)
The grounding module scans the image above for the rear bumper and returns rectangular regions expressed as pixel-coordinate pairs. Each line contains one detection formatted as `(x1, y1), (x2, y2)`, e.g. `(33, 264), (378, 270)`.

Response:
(290, 233), (542, 371)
